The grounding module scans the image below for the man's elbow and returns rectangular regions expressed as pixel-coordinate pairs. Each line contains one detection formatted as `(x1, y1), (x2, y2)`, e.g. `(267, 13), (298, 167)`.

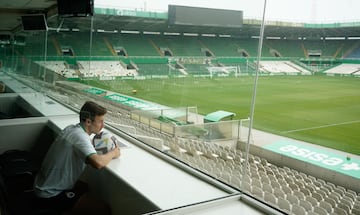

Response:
(88, 155), (107, 169)
(92, 161), (107, 169)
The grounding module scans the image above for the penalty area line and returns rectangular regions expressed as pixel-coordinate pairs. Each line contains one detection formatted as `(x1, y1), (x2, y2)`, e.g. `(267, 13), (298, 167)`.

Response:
(281, 120), (360, 134)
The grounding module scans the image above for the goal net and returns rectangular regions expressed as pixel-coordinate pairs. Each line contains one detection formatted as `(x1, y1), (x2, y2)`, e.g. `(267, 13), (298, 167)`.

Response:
(206, 66), (238, 77)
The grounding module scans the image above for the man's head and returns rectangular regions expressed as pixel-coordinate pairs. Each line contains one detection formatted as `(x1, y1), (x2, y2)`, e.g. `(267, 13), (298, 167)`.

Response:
(80, 101), (107, 134)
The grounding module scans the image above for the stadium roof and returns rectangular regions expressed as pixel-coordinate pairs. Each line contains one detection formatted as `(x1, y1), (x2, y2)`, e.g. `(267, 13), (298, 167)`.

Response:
(1, 1), (360, 39)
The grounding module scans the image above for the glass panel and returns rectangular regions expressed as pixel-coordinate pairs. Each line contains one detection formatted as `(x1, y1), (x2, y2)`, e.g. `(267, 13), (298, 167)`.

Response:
(3, 1), (360, 214)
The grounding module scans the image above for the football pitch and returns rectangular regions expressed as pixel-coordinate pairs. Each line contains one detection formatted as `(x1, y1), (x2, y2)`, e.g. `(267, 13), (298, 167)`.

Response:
(84, 75), (360, 155)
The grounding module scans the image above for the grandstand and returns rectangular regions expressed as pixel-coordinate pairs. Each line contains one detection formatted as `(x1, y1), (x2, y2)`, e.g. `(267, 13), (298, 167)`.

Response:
(258, 61), (311, 75)
(6, 12), (360, 78)
(324, 64), (360, 76)
(1, 1), (360, 215)
(18, 30), (360, 79)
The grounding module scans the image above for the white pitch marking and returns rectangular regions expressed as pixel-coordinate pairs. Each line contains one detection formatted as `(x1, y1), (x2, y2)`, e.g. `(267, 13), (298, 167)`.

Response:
(282, 120), (360, 134)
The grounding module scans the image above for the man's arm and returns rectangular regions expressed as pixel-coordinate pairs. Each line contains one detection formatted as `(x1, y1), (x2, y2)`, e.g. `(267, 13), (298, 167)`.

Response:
(87, 145), (121, 169)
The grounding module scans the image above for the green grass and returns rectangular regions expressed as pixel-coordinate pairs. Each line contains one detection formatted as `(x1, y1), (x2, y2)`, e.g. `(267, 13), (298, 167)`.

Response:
(82, 75), (360, 155)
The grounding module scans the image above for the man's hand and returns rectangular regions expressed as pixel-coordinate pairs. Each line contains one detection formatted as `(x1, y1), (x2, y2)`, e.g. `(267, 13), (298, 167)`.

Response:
(88, 144), (121, 169)
(111, 144), (121, 159)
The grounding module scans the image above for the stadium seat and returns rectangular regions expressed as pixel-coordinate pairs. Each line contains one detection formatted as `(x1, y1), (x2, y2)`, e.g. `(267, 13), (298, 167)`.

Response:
(219, 151), (233, 161)
(313, 205), (328, 215)
(322, 183), (333, 192)
(316, 189), (327, 198)
(344, 192), (356, 203)
(251, 186), (264, 199)
(333, 206), (348, 215)
(288, 182), (299, 192)
(352, 207), (360, 215)
(342, 195), (354, 205)
(312, 192), (323, 202)
(259, 174), (270, 185)
(307, 175), (317, 183)
(290, 204), (306, 215)
(313, 180), (323, 188)
(223, 165), (233, 175)
(302, 177), (313, 185)
(256, 164), (266, 173)
(283, 175), (293, 183)
(305, 184), (317, 193)
(319, 201), (333, 214)
(296, 180), (306, 188)
(292, 190), (305, 201)
(299, 199), (313, 212)
(277, 197), (291, 213)
(293, 174), (304, 182)
(267, 172), (277, 183)
(341, 197), (354, 210)
(277, 178), (287, 188)
(221, 172), (231, 184)
(317, 178), (326, 186)
(274, 173), (285, 180)
(326, 182), (336, 190)
(250, 172), (261, 180)
(323, 196), (337, 208)
(232, 169), (241, 178)
(241, 181), (252, 194)
(286, 194), (300, 205)
(354, 201), (360, 210)
(299, 186), (311, 196)
(333, 187), (345, 197)
(251, 178), (262, 189)
(264, 191), (277, 206)
(319, 186), (331, 196)
(273, 188), (286, 199)
(337, 185), (347, 193)
(305, 196), (318, 207)
(262, 183), (273, 194)
(268, 164), (279, 172)
(282, 185), (293, 196)
(345, 190), (357, 200)
(230, 177), (241, 189)
(202, 162), (213, 173)
(328, 192), (341, 204)
(282, 166), (291, 173)
(202, 148), (218, 160)
(260, 158), (268, 167)
(337, 202), (351, 214)
(242, 174), (252, 184)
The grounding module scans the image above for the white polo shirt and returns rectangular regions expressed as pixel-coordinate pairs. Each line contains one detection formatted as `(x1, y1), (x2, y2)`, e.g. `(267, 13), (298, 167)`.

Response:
(34, 124), (97, 198)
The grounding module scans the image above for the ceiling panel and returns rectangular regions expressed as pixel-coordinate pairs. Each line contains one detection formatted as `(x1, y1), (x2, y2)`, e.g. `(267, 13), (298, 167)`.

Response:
(0, 0), (57, 33)
(1, 1), (360, 39)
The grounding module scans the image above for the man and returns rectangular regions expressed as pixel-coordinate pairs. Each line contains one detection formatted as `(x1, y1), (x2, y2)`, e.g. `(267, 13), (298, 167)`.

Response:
(33, 101), (121, 213)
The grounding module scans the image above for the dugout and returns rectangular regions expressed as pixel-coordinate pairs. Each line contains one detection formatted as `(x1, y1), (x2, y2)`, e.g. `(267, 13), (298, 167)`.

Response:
(204, 110), (235, 123)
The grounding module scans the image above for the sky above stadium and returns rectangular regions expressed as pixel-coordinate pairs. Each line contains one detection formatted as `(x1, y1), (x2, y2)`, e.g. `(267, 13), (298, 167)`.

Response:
(96, 0), (360, 23)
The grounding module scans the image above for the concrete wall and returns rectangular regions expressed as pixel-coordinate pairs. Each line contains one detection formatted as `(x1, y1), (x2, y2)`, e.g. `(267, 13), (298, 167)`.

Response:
(0, 117), (57, 159)
(82, 167), (160, 215)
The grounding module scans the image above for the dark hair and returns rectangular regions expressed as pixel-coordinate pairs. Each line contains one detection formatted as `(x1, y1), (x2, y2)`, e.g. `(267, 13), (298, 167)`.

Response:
(79, 101), (107, 122)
